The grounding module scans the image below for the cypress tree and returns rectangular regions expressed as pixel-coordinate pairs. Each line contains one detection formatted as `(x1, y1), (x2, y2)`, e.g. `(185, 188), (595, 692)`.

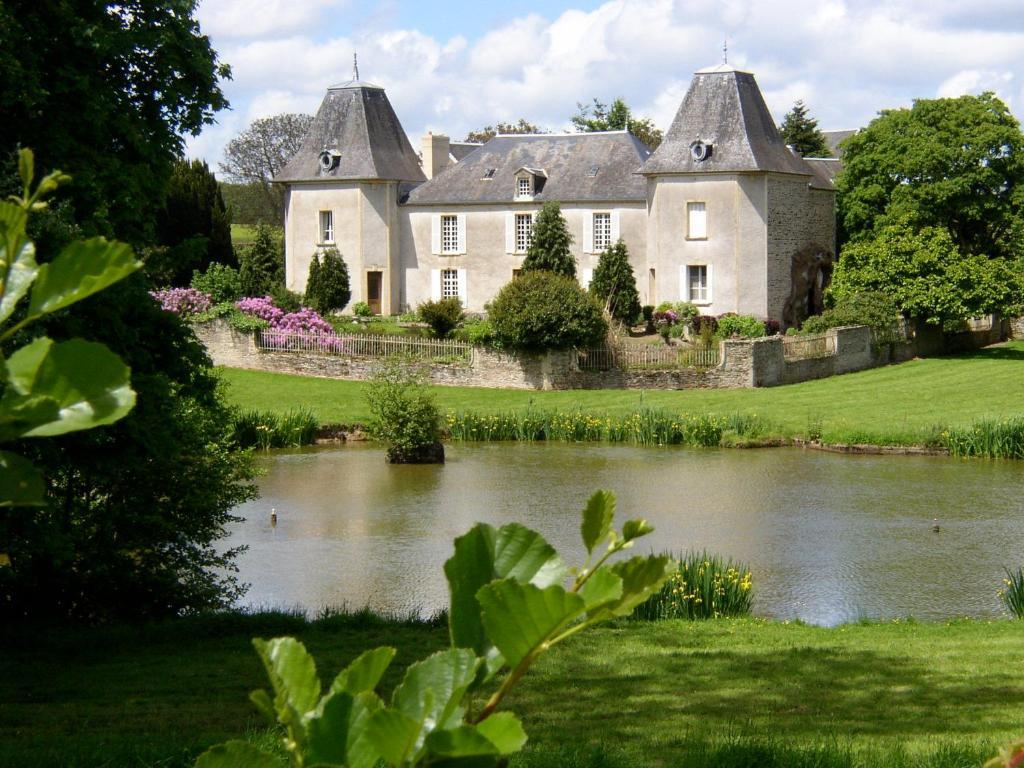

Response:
(779, 100), (830, 157)
(590, 239), (641, 324)
(239, 223), (284, 296)
(305, 247), (351, 314)
(522, 201), (576, 278)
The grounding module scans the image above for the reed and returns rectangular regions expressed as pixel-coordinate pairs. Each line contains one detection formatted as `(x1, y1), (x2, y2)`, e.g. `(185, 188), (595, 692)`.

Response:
(632, 551), (753, 620)
(943, 417), (1024, 458)
(231, 408), (318, 449)
(999, 566), (1024, 619)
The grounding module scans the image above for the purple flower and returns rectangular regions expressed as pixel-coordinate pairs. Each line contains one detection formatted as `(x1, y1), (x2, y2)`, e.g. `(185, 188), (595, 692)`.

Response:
(151, 288), (212, 317)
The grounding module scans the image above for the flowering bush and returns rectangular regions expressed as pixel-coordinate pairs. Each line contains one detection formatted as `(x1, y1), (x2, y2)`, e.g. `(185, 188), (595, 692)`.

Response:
(234, 295), (284, 324)
(653, 310), (677, 342)
(236, 296), (346, 353)
(151, 287), (212, 317)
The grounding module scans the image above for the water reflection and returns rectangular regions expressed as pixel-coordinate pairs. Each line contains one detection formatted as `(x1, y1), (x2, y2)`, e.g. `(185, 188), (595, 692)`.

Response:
(228, 443), (1024, 625)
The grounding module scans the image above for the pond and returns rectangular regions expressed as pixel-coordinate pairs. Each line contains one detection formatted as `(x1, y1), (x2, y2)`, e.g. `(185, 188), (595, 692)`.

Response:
(228, 443), (1024, 626)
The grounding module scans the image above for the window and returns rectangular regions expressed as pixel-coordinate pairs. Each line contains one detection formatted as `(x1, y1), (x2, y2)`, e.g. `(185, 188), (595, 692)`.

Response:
(593, 212), (612, 252)
(441, 268), (459, 299)
(517, 176), (532, 198)
(687, 202), (707, 239)
(441, 215), (458, 254)
(319, 210), (334, 243)
(482, 168), (496, 179)
(515, 213), (533, 253)
(687, 265), (709, 303)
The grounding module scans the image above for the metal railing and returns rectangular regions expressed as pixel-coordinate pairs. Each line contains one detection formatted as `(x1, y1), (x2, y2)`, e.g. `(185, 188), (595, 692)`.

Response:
(578, 343), (720, 371)
(257, 330), (473, 362)
(782, 332), (836, 360)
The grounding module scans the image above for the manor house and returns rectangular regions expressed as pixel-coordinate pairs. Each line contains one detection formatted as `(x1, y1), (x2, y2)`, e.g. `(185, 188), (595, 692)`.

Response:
(276, 63), (837, 328)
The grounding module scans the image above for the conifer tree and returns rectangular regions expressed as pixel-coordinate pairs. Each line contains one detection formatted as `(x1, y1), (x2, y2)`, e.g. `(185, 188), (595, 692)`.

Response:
(522, 201), (576, 278)
(779, 100), (830, 157)
(305, 247), (351, 314)
(239, 223), (284, 296)
(590, 239), (641, 324)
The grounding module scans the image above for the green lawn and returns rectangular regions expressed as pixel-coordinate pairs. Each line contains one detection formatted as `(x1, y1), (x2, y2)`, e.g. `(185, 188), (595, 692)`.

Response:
(231, 223), (257, 248)
(217, 341), (1024, 445)
(2, 614), (1021, 767)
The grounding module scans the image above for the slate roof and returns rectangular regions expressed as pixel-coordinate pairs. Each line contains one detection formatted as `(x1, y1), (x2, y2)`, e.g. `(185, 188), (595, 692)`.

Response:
(641, 65), (816, 178)
(804, 158), (841, 189)
(821, 129), (857, 158)
(449, 142), (481, 162)
(276, 81), (425, 183)
(404, 132), (651, 205)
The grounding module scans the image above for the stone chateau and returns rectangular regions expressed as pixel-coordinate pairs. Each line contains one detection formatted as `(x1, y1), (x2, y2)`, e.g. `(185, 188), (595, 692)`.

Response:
(276, 62), (838, 328)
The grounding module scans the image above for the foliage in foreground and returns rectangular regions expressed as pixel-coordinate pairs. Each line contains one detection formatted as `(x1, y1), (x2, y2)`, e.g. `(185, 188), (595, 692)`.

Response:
(366, 359), (442, 462)
(195, 491), (673, 768)
(0, 149), (140, 508)
(632, 552), (753, 620)
(489, 270), (607, 351)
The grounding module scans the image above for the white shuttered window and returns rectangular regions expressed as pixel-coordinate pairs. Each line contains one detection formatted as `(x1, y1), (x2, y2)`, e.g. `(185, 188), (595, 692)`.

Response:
(684, 264), (710, 303)
(593, 212), (612, 252)
(515, 213), (533, 253)
(441, 215), (459, 253)
(319, 210), (334, 243)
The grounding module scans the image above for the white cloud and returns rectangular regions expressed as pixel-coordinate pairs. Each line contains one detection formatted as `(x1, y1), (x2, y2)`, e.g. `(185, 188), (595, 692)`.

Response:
(191, 0), (1024, 165)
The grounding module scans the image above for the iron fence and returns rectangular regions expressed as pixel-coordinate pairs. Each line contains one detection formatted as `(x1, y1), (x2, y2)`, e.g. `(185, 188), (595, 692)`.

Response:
(257, 330), (473, 362)
(782, 332), (836, 360)
(578, 343), (720, 371)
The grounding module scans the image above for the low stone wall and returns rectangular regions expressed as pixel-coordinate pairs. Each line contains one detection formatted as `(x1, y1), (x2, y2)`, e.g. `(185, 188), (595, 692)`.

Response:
(194, 321), (891, 391)
(1012, 317), (1024, 340)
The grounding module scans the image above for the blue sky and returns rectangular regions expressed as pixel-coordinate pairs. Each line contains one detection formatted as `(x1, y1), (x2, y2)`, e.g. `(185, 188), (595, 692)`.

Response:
(189, 0), (1024, 170)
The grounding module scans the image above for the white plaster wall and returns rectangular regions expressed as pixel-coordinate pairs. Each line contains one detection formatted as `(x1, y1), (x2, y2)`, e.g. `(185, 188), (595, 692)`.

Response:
(398, 202), (647, 313)
(646, 174), (768, 316)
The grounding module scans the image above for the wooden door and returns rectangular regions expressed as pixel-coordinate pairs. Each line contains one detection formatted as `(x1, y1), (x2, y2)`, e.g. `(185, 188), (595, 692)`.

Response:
(367, 271), (383, 315)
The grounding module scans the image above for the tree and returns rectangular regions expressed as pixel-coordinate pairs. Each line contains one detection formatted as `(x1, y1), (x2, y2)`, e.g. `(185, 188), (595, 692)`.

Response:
(220, 181), (277, 225)
(522, 201), (576, 278)
(304, 247), (351, 314)
(0, 0), (230, 244)
(366, 359), (443, 464)
(220, 113), (314, 223)
(152, 158), (234, 286)
(828, 224), (1024, 327)
(590, 239), (642, 324)
(489, 271), (607, 351)
(417, 297), (465, 339)
(572, 97), (663, 149)
(464, 119), (545, 143)
(838, 93), (1024, 261)
(239, 224), (285, 296)
(779, 100), (830, 157)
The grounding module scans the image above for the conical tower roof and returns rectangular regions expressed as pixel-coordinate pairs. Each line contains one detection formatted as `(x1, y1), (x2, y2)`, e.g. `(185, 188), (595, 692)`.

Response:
(276, 80), (425, 183)
(640, 65), (813, 177)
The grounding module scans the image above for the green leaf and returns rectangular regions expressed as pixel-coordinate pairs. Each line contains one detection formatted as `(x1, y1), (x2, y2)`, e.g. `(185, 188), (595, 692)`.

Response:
(578, 567), (623, 613)
(248, 689), (275, 723)
(342, 692), (386, 768)
(476, 711), (528, 754)
(17, 148), (33, 191)
(592, 555), (674, 619)
(425, 725), (500, 758)
(363, 707), (421, 766)
(477, 581), (585, 667)
(252, 637), (321, 724)
(392, 648), (479, 733)
(305, 691), (354, 766)
(444, 522), (565, 657)
(27, 237), (140, 319)
(0, 239), (38, 325)
(0, 395), (60, 443)
(194, 740), (281, 768)
(0, 451), (45, 507)
(621, 518), (654, 542)
(329, 646), (395, 696)
(581, 490), (615, 554)
(2, 337), (135, 437)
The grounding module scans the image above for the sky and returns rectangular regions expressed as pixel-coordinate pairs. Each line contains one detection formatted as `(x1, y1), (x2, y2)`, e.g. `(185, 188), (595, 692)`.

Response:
(187, 0), (1024, 170)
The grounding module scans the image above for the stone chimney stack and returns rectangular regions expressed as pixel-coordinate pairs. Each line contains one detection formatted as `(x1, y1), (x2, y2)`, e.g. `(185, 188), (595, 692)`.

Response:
(421, 132), (450, 179)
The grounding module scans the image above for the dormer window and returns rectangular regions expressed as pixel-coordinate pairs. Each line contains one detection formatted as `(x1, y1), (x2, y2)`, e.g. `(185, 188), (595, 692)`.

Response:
(482, 168), (496, 180)
(517, 176), (532, 199)
(514, 167), (546, 200)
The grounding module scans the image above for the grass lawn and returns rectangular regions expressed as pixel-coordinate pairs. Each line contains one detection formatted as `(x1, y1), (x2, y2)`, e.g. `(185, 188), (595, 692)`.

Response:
(217, 341), (1024, 445)
(2, 614), (1021, 767)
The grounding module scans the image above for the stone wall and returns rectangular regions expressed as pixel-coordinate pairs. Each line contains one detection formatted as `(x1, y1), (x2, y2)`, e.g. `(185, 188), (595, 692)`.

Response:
(1011, 317), (1024, 339)
(195, 321), (890, 392)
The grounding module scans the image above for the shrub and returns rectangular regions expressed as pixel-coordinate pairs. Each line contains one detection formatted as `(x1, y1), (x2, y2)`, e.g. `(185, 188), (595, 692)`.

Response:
(489, 270), (608, 351)
(804, 290), (903, 342)
(764, 319), (782, 336)
(366, 358), (443, 463)
(716, 313), (766, 339)
(353, 300), (373, 318)
(418, 297), (465, 338)
(190, 262), (243, 303)
(456, 317), (499, 347)
(238, 223), (284, 296)
(590, 239), (641, 324)
(522, 200), (576, 277)
(150, 286), (212, 317)
(305, 246), (351, 314)
(269, 284), (303, 313)
(632, 551), (753, 620)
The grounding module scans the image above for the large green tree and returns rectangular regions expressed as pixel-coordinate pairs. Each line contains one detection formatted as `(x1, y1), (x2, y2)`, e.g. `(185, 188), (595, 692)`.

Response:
(522, 201), (576, 278)
(0, 0), (230, 244)
(779, 100), (830, 157)
(572, 97), (663, 149)
(838, 92), (1024, 261)
(239, 223), (285, 296)
(219, 113), (312, 224)
(589, 239), (641, 324)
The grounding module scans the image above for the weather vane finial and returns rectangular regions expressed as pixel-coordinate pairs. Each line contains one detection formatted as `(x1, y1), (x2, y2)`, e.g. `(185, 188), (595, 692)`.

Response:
(723, 39), (728, 64)
(353, 52), (360, 81)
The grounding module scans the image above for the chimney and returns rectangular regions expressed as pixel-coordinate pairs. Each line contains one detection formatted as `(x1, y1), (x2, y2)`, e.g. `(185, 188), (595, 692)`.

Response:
(421, 132), (450, 179)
